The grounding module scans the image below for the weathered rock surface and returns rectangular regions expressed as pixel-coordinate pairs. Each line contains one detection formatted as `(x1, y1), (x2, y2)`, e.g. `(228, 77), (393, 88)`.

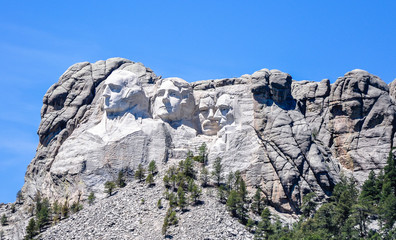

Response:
(2, 58), (395, 239)
(389, 79), (396, 101)
(38, 177), (255, 240)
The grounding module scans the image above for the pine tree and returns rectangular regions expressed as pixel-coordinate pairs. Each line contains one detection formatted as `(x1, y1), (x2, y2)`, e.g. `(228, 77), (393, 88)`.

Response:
(104, 181), (116, 196)
(183, 156), (195, 179)
(1, 214), (7, 226)
(254, 222), (265, 240)
(71, 201), (83, 213)
(165, 165), (178, 190)
(162, 208), (178, 235)
(379, 192), (396, 230)
(251, 188), (265, 215)
(377, 150), (396, 232)
(211, 157), (223, 186)
(168, 210), (178, 225)
(135, 164), (146, 182)
(176, 171), (186, 189)
(186, 178), (193, 192)
(237, 202), (248, 223)
(163, 174), (170, 188)
(116, 170), (126, 188)
(227, 171), (235, 191)
(36, 198), (50, 231)
(11, 203), (16, 213)
(177, 187), (187, 210)
(217, 185), (227, 203)
(178, 159), (185, 174)
(269, 216), (287, 240)
(34, 192), (42, 216)
(162, 211), (169, 235)
(88, 192), (96, 205)
(168, 192), (178, 208)
(146, 173), (154, 186)
(157, 199), (163, 209)
(190, 183), (202, 204)
(200, 166), (209, 187)
(356, 171), (379, 237)
(231, 176), (247, 222)
(331, 175), (358, 231)
(198, 143), (207, 164)
(226, 190), (239, 217)
(52, 200), (61, 224)
(350, 203), (371, 237)
(246, 218), (255, 232)
(24, 218), (37, 240)
(16, 190), (23, 204)
(237, 177), (247, 202)
(234, 171), (241, 190)
(61, 199), (69, 219)
(148, 160), (157, 175)
(259, 208), (273, 238)
(384, 150), (396, 194)
(360, 170), (380, 204)
(312, 202), (337, 236)
(170, 173), (177, 190)
(301, 192), (317, 219)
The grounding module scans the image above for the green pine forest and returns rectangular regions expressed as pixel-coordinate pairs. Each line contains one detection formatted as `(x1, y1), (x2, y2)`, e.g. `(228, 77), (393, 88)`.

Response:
(250, 150), (396, 240)
(19, 144), (396, 239)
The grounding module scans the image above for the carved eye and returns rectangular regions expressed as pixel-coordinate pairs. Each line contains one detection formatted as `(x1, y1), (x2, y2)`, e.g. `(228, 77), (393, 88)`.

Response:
(219, 106), (230, 114)
(109, 84), (122, 93)
(169, 91), (180, 98)
(157, 90), (165, 97)
(200, 107), (209, 114)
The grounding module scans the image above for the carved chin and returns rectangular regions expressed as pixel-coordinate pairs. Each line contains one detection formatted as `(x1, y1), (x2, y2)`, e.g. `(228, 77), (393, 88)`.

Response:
(105, 106), (125, 113)
(154, 106), (182, 121)
(157, 112), (178, 121)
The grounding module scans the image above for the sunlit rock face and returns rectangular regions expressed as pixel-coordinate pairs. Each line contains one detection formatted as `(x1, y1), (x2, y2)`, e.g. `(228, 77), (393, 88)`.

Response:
(19, 57), (395, 236)
(153, 77), (195, 123)
(198, 93), (235, 135)
(198, 94), (218, 135)
(102, 70), (149, 118)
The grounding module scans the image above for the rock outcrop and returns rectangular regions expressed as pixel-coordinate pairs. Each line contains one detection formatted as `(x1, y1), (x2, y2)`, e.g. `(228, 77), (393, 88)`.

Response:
(1, 58), (395, 239)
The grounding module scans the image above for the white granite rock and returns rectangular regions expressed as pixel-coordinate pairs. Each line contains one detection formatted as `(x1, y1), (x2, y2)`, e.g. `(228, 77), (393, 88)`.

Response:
(4, 58), (394, 239)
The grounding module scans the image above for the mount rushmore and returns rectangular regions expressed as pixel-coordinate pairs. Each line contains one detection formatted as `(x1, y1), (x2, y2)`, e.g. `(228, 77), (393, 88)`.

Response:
(1, 57), (395, 238)
(23, 57), (396, 212)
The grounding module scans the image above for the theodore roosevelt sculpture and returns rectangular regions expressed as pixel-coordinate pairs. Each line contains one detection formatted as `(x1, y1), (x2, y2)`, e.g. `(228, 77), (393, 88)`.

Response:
(198, 93), (235, 135)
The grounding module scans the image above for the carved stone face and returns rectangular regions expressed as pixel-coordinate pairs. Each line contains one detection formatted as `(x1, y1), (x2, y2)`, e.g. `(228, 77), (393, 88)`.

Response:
(199, 96), (219, 135)
(199, 94), (234, 135)
(215, 94), (234, 129)
(103, 70), (148, 115)
(153, 78), (194, 122)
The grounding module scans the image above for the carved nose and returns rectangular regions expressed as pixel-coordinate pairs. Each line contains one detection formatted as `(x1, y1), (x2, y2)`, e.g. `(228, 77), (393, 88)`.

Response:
(162, 95), (170, 104)
(103, 86), (111, 97)
(208, 108), (215, 119)
(213, 109), (222, 119)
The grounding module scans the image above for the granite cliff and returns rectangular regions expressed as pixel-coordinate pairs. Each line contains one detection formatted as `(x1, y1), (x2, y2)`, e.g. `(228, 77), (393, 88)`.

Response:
(1, 58), (395, 239)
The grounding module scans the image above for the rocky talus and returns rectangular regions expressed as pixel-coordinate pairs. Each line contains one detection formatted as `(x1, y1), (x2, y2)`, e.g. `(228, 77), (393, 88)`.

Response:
(1, 58), (395, 239)
(38, 177), (254, 240)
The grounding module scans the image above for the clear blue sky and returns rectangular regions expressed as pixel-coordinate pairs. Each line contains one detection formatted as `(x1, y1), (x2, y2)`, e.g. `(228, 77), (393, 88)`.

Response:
(0, 1), (395, 203)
